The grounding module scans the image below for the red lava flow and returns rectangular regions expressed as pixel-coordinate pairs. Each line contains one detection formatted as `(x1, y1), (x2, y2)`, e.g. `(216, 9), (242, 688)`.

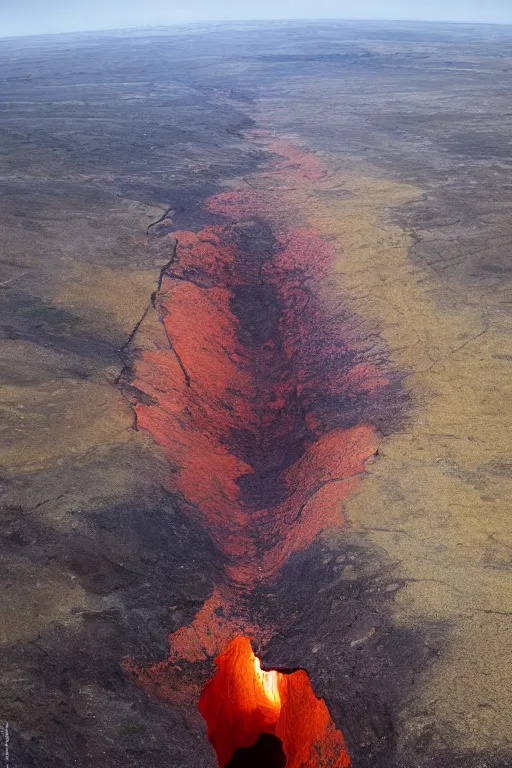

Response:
(123, 141), (393, 765)
(132, 219), (382, 587)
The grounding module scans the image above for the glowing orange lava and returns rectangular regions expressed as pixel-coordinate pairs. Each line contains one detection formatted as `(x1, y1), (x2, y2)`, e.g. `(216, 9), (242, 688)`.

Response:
(199, 636), (351, 768)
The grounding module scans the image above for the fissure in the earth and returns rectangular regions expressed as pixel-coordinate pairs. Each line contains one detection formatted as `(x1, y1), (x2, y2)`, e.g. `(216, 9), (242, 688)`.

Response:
(124, 141), (400, 767)
(130, 217), (384, 586)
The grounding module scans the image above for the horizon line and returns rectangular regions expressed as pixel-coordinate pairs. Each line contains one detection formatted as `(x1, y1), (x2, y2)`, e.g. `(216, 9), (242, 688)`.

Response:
(2, 16), (512, 41)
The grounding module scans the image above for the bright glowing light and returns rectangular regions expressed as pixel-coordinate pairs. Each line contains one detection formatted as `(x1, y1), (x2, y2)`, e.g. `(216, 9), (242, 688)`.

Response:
(253, 655), (281, 707)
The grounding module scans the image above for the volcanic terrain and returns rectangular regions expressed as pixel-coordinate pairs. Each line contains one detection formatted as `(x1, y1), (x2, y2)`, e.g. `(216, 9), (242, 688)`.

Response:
(0, 20), (511, 768)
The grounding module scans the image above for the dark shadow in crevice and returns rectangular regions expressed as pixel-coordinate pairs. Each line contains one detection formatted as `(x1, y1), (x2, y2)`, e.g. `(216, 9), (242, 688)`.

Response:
(226, 733), (286, 768)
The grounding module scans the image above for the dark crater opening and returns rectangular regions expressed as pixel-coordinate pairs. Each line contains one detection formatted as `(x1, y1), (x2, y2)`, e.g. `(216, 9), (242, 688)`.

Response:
(226, 733), (286, 768)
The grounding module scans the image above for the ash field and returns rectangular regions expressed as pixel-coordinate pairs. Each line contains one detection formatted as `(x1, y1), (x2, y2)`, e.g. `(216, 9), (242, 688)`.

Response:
(0, 20), (511, 768)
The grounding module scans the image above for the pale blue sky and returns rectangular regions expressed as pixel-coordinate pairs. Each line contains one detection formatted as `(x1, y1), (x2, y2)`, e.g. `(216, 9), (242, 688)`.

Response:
(2, 0), (512, 37)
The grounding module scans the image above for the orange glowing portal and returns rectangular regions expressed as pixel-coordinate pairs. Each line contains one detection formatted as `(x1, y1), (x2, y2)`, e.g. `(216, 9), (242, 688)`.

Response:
(199, 637), (351, 768)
